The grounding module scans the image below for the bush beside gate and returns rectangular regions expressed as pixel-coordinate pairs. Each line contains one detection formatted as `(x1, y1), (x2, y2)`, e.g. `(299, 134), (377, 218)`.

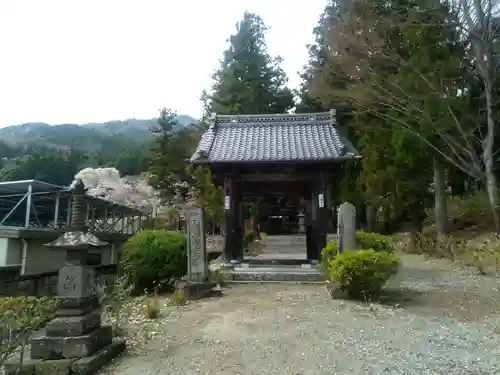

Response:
(321, 232), (398, 300)
(121, 229), (187, 291)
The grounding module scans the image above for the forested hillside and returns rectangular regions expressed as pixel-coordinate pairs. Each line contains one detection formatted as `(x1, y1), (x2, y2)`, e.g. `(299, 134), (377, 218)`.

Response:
(0, 115), (196, 185)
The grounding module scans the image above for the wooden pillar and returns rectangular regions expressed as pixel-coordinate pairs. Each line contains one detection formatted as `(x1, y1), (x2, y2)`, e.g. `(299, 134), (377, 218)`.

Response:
(310, 175), (328, 261)
(235, 198), (244, 260)
(223, 177), (240, 261)
(315, 175), (328, 259)
(304, 199), (315, 260)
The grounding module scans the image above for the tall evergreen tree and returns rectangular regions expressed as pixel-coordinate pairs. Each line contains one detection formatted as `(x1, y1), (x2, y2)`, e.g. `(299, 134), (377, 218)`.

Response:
(148, 109), (199, 203)
(296, 1), (347, 113)
(208, 11), (294, 114)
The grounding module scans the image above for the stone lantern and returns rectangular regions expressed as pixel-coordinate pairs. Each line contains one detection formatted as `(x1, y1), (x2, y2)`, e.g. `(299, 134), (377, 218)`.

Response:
(5, 179), (126, 375)
(297, 211), (306, 233)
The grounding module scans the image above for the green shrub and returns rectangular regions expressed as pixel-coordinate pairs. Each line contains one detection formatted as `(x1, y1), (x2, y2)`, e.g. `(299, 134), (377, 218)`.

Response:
(329, 249), (399, 300)
(356, 231), (393, 253)
(121, 229), (187, 291)
(99, 276), (133, 337)
(320, 239), (339, 272)
(425, 190), (493, 231)
(320, 232), (392, 272)
(0, 297), (57, 365)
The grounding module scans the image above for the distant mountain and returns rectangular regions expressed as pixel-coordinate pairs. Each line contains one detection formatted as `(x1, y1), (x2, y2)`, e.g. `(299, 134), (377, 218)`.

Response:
(0, 115), (197, 151)
(0, 114), (198, 185)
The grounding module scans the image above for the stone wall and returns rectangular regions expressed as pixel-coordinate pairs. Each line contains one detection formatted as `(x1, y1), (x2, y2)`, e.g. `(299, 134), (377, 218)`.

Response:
(0, 264), (118, 297)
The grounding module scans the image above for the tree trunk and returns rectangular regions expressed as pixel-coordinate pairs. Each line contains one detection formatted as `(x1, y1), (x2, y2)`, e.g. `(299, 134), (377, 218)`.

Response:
(408, 201), (424, 252)
(457, 0), (499, 230)
(366, 205), (376, 232)
(433, 156), (448, 235)
(483, 82), (500, 232)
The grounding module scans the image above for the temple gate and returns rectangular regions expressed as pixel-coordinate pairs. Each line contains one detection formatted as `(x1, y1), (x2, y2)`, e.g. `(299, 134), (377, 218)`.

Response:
(190, 110), (360, 263)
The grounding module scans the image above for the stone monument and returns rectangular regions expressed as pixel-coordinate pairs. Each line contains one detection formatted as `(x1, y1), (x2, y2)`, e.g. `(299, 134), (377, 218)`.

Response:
(337, 202), (357, 252)
(185, 202), (208, 282)
(4, 179), (125, 375)
(175, 202), (217, 300)
(297, 211), (306, 233)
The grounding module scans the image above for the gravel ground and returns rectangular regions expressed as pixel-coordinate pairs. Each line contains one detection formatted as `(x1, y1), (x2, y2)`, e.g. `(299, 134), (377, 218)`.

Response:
(102, 254), (500, 375)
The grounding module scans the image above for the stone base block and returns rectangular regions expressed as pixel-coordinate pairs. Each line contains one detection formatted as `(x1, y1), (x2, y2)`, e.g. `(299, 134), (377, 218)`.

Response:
(3, 339), (125, 375)
(175, 280), (218, 300)
(55, 296), (99, 317)
(3, 357), (74, 375)
(31, 326), (112, 360)
(71, 338), (126, 375)
(46, 311), (101, 337)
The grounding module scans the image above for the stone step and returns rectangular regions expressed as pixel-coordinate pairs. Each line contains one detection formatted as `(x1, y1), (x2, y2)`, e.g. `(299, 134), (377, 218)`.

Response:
(227, 266), (326, 283)
(236, 259), (316, 269)
(260, 241), (305, 247)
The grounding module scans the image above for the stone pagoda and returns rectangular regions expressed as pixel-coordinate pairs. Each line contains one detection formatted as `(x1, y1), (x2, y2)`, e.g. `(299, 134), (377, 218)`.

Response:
(5, 179), (126, 375)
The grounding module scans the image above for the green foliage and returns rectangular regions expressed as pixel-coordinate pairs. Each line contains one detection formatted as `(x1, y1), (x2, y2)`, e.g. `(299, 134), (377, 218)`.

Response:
(99, 276), (134, 337)
(144, 285), (162, 319)
(148, 109), (200, 203)
(0, 149), (86, 185)
(356, 232), (394, 253)
(208, 11), (294, 115)
(170, 292), (187, 307)
(426, 190), (494, 232)
(122, 229), (187, 291)
(320, 239), (339, 272)
(320, 232), (393, 271)
(304, 0), (477, 230)
(144, 297), (161, 319)
(328, 250), (399, 300)
(0, 296), (57, 365)
(208, 268), (229, 285)
(187, 165), (224, 227)
(468, 236), (500, 276)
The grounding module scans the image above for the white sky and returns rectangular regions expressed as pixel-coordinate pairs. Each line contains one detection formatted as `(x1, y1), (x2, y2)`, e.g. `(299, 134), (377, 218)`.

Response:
(0, 1), (327, 127)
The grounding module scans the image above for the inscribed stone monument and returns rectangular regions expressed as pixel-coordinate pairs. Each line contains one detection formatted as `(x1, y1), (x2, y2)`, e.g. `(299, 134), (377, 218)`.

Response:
(184, 202), (208, 282)
(337, 202), (357, 252)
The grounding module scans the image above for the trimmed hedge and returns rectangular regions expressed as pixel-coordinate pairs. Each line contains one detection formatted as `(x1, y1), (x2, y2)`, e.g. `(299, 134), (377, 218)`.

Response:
(121, 229), (187, 291)
(320, 231), (393, 271)
(328, 249), (399, 299)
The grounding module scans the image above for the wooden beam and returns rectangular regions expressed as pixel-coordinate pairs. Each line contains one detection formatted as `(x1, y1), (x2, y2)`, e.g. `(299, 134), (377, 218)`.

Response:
(233, 173), (312, 182)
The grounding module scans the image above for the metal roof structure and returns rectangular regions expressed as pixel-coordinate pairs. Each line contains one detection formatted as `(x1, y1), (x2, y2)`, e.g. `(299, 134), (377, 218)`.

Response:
(0, 180), (143, 215)
(0, 179), (146, 231)
(0, 180), (63, 196)
(190, 111), (360, 164)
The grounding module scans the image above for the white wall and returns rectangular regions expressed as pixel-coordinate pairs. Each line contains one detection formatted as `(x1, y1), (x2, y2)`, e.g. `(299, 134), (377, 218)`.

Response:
(0, 236), (126, 275)
(23, 239), (66, 275)
(0, 238), (21, 267)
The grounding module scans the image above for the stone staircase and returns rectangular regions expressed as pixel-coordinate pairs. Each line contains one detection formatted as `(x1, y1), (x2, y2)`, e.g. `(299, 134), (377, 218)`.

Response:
(225, 235), (327, 283)
(227, 264), (326, 283)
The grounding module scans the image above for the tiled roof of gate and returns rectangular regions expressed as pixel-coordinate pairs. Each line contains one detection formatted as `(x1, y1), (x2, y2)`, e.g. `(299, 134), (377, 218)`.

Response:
(189, 111), (360, 164)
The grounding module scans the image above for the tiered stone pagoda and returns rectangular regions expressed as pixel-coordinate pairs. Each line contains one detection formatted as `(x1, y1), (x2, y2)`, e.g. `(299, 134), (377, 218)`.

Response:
(190, 110), (360, 263)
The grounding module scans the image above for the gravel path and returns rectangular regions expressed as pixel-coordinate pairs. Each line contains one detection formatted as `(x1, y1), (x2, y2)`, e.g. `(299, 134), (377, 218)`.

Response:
(102, 254), (500, 375)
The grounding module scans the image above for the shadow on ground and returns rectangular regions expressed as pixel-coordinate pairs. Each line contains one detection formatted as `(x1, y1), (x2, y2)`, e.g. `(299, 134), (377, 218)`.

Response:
(377, 287), (426, 308)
